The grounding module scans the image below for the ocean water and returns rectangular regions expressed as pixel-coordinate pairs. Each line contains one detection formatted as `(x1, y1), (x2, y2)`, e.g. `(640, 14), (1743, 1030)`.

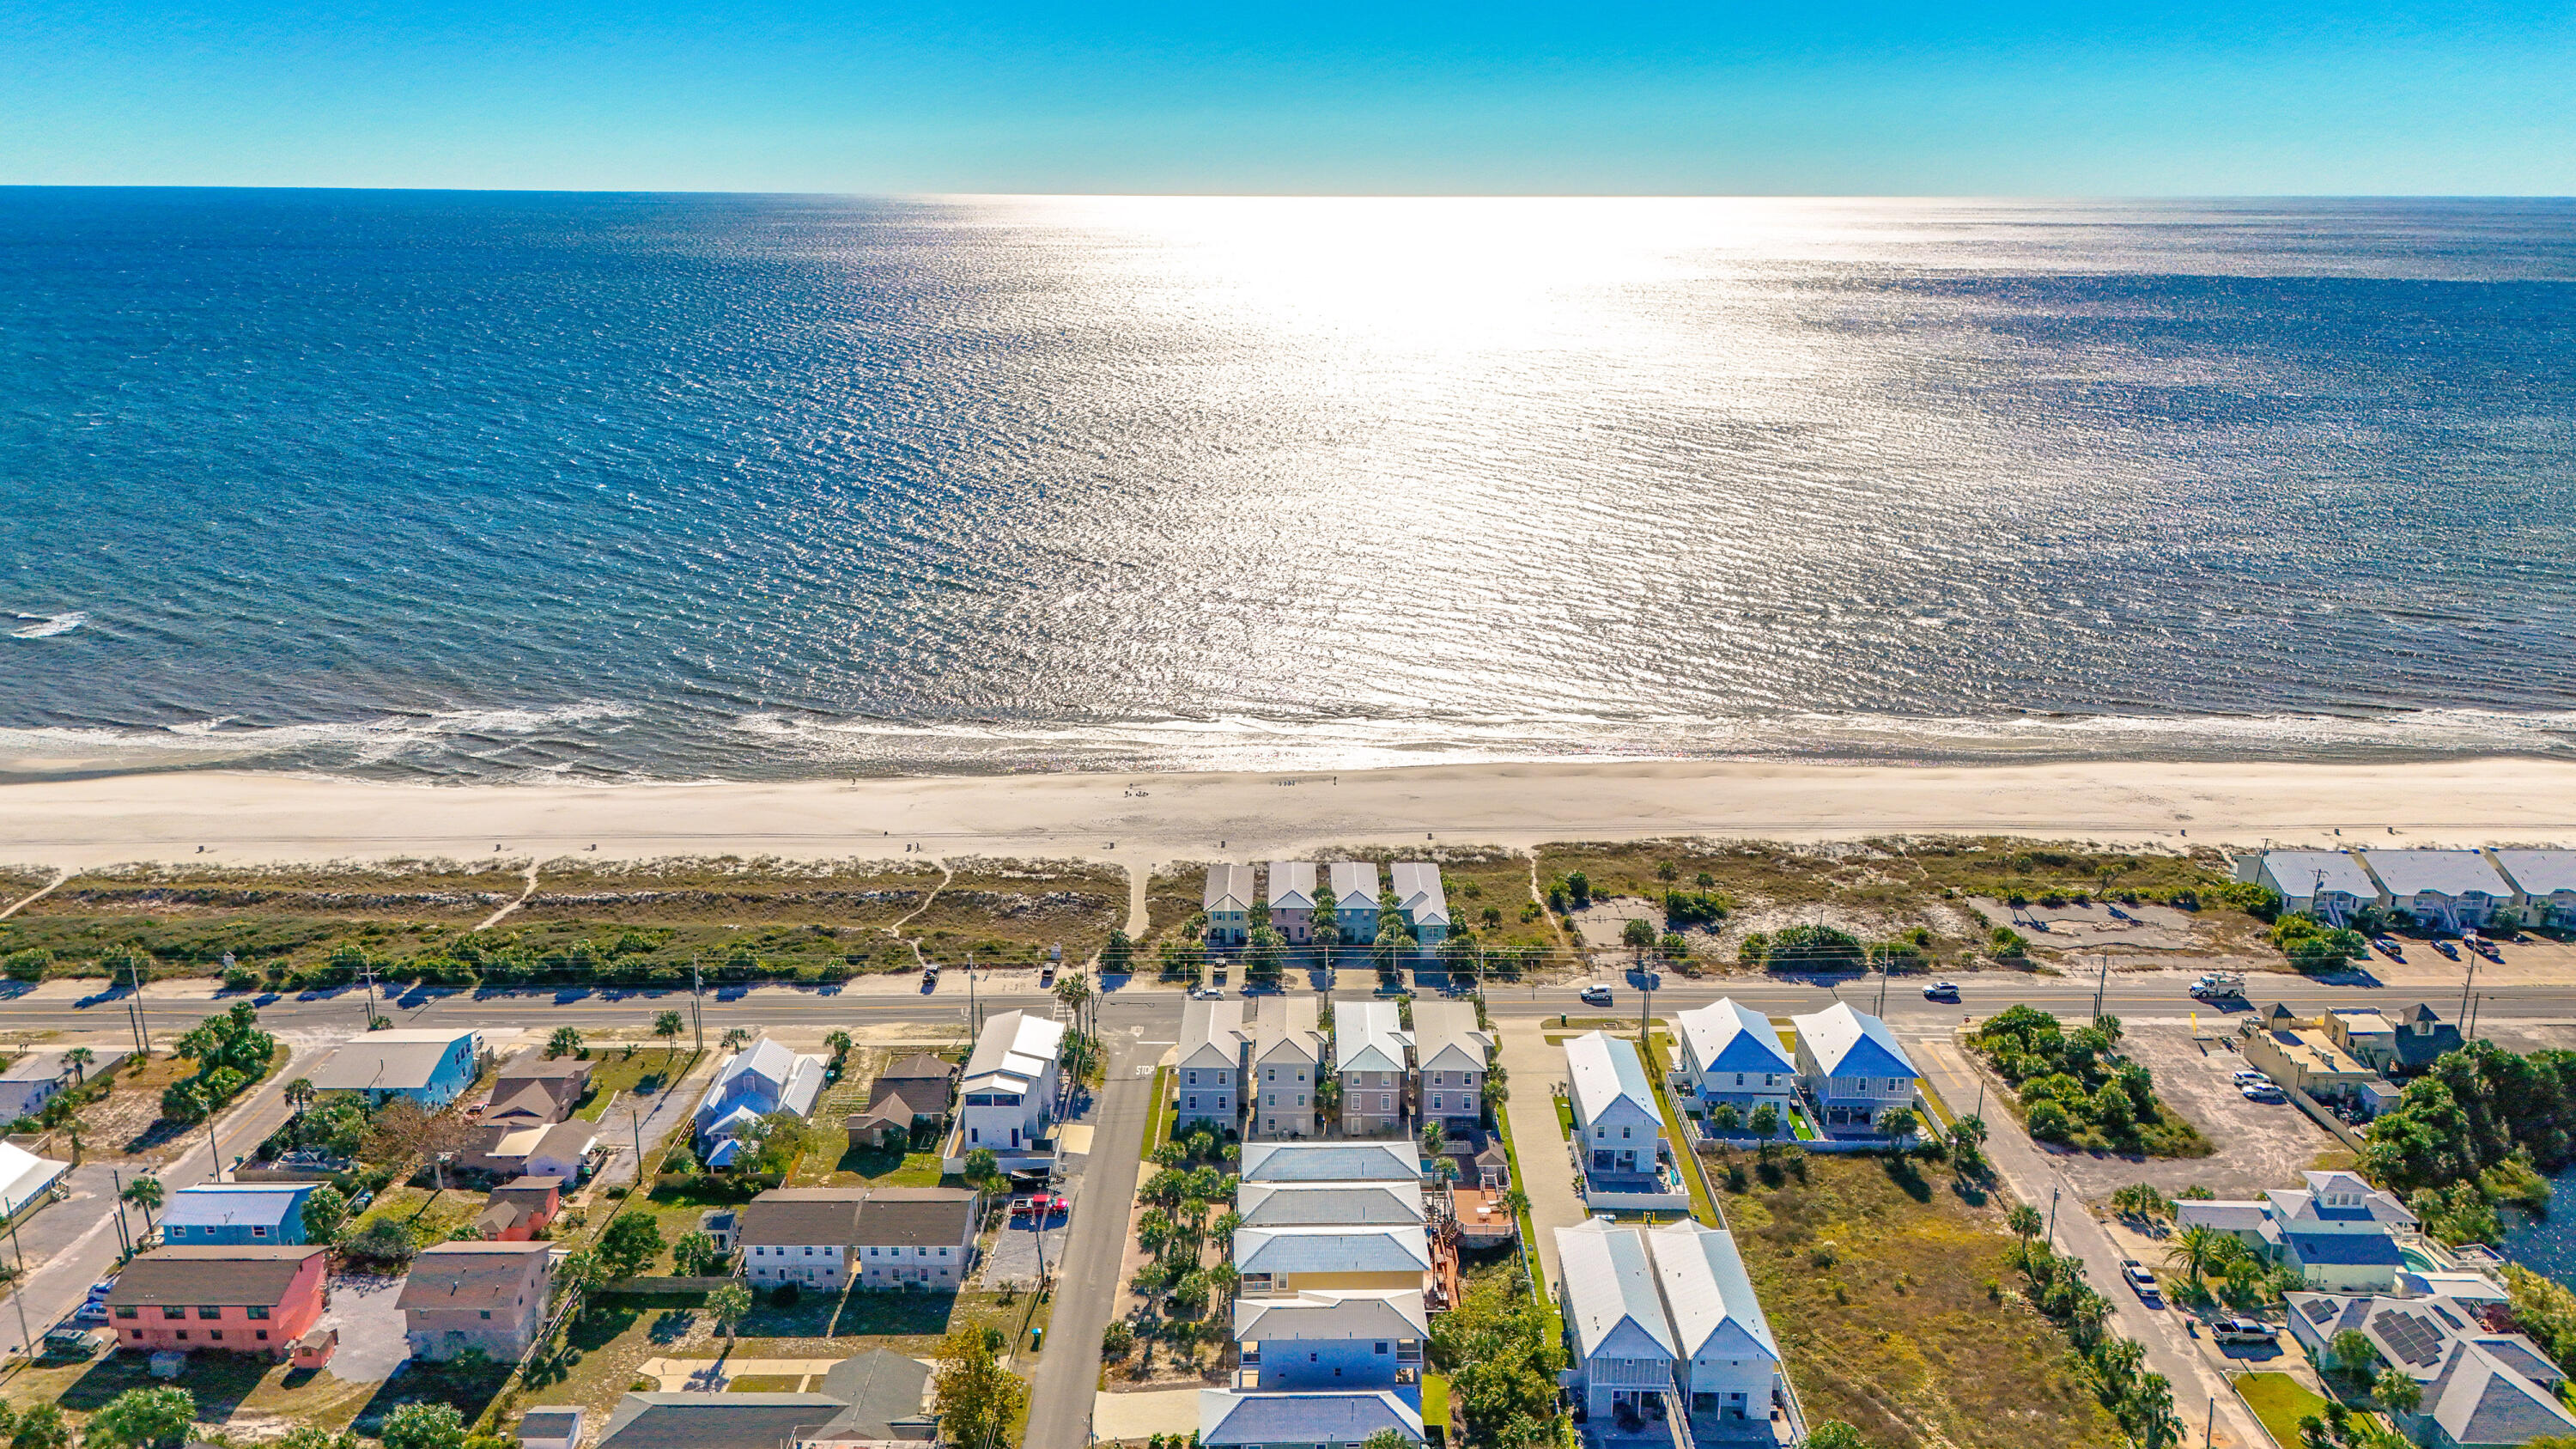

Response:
(3, 189), (2575, 783)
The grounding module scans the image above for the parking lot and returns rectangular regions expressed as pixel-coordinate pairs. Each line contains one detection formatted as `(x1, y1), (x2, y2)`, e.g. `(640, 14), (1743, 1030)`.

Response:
(2045, 1023), (2342, 1203)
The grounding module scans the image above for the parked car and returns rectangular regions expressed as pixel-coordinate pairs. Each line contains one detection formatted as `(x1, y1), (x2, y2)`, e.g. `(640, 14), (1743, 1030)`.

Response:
(1039, 965), (1057, 986)
(68, 1300), (109, 1326)
(2374, 936), (2404, 960)
(1922, 981), (1960, 1002)
(2122, 1260), (2161, 1303)
(41, 1327), (110, 1361)
(2215, 1317), (2278, 1345)
(2232, 1069), (2272, 1087)
(1579, 984), (1613, 1007)
(2433, 940), (2460, 960)
(1189, 985), (1225, 1000)
(2242, 1083), (2286, 1102)
(1010, 1193), (1065, 1221)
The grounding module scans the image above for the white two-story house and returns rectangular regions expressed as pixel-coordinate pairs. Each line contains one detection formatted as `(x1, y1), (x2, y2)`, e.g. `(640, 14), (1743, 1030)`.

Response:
(1564, 1031), (1665, 1176)
(1672, 998), (1796, 1118)
(958, 1010), (1064, 1154)
(1790, 1002), (1919, 1136)
(1647, 1220), (1783, 1426)
(1557, 1220), (1679, 1422)
(1177, 996), (1249, 1134)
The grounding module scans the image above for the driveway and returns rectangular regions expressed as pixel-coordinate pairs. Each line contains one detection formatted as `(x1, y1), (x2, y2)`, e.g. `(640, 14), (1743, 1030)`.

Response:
(592, 1050), (721, 1188)
(1910, 1035), (2269, 1449)
(321, 1272), (410, 1380)
(1496, 1021), (1584, 1295)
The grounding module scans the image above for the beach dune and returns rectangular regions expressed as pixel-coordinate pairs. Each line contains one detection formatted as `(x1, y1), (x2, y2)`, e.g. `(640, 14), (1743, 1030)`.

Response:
(4, 758), (2576, 873)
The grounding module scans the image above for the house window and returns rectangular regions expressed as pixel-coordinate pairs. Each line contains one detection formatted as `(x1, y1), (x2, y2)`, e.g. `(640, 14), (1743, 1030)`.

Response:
(1621, 1126), (1631, 1140)
(252, 1227), (268, 1238)
(1431, 1095), (1443, 1110)
(116, 1307), (137, 1320)
(481, 1310), (492, 1320)
(210, 1330), (223, 1342)
(174, 1331), (188, 1342)
(1376, 1342), (1389, 1355)
(1188, 1096), (1200, 1110)
(1188, 1072), (1198, 1086)
(197, 1306), (222, 1319)
(247, 1306), (270, 1320)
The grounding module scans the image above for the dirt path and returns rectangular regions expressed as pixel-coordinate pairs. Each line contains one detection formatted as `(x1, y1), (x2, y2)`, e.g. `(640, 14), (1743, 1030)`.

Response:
(0, 867), (69, 920)
(473, 859), (540, 931)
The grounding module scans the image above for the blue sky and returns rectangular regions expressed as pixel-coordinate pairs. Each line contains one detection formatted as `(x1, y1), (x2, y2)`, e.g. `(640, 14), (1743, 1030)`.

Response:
(5, 0), (2573, 192)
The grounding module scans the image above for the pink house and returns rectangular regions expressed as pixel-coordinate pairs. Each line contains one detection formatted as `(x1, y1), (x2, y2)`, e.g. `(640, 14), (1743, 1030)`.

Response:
(105, 1245), (329, 1359)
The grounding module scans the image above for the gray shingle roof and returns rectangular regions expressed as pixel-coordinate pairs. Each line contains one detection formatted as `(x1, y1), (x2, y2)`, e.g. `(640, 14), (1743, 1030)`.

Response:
(1199, 1390), (1422, 1446)
(106, 1245), (324, 1306)
(739, 1188), (866, 1247)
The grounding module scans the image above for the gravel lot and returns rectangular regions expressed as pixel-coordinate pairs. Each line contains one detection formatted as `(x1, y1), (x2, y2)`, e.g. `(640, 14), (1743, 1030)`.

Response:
(2039, 1024), (2342, 1203)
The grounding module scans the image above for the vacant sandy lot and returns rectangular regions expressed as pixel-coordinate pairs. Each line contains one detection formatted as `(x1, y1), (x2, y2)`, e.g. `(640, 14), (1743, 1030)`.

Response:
(2038, 1024), (2342, 1203)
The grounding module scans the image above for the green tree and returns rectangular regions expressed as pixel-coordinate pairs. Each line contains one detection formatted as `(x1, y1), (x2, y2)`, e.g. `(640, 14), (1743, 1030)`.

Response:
(545, 1026), (584, 1059)
(82, 1389), (195, 1449)
(2376, 1367), (2423, 1414)
(824, 1030), (854, 1063)
(1099, 929), (1133, 974)
(1748, 1102), (1781, 1142)
(708, 1281), (753, 1342)
(1102, 1319), (1134, 1357)
(1706, 1101), (1744, 1135)
(9, 1405), (68, 1449)
(963, 1147), (1002, 1198)
(1362, 1431), (1410, 1449)
(1804, 1424), (1869, 1449)
(653, 1011), (685, 1056)
(299, 1183), (350, 1243)
(2331, 1329), (2381, 1380)
(380, 1403), (467, 1449)
(672, 1229), (728, 1276)
(598, 1212), (665, 1279)
(721, 1026), (751, 1053)
(2166, 1223), (2225, 1282)
(121, 1173), (164, 1228)
(2006, 1202), (2042, 1243)
(1620, 917), (1656, 950)
(932, 1324), (1029, 1449)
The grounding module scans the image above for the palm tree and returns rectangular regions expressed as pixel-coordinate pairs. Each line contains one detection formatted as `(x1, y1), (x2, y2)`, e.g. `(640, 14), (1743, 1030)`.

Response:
(2006, 1202), (2043, 1244)
(284, 1077), (316, 1118)
(64, 1047), (94, 1084)
(824, 1030), (854, 1064)
(1212, 1209), (1242, 1251)
(653, 1010), (685, 1059)
(1502, 1188), (1531, 1221)
(1138, 1211), (1176, 1260)
(2165, 1223), (2224, 1282)
(123, 1173), (164, 1229)
(546, 1026), (585, 1060)
(720, 1027), (751, 1054)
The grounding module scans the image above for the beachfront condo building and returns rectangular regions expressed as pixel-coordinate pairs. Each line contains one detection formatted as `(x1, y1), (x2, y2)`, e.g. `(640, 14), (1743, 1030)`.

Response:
(1266, 861), (1318, 944)
(1326, 862), (1381, 945)
(1205, 863), (1256, 947)
(1334, 1000), (1409, 1137)
(2492, 850), (2576, 927)
(2363, 850), (2515, 932)
(1249, 995), (1328, 1139)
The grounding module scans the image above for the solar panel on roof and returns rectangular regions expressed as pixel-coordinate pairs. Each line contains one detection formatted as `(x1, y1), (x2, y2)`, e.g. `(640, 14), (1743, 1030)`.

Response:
(2303, 1300), (2337, 1324)
(2373, 1310), (2445, 1368)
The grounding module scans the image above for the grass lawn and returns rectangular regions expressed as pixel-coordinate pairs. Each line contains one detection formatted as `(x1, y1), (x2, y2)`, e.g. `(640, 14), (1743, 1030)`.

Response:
(350, 1184), (482, 1245)
(575, 1047), (697, 1121)
(1637, 1029), (1719, 1227)
(1144, 1067), (1175, 1157)
(1725, 1154), (2123, 1449)
(726, 1374), (808, 1392)
(2235, 1373), (2330, 1449)
(1423, 1373), (1451, 1434)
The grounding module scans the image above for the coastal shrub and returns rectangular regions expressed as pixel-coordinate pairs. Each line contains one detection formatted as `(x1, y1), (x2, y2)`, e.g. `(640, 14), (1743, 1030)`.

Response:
(1760, 924), (1864, 971)
(2271, 913), (2369, 971)
(1662, 887), (1732, 929)
(1974, 1004), (2203, 1155)
(1620, 918), (1656, 949)
(158, 1003), (276, 1123)
(2365, 1039), (2576, 1192)
(1989, 926), (2029, 959)
(3, 948), (54, 983)
(1738, 932), (1770, 967)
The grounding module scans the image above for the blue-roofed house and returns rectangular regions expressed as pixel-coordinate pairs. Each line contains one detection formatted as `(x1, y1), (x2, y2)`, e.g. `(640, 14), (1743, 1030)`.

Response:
(1671, 999), (1796, 1116)
(2178, 1170), (2419, 1292)
(162, 1184), (321, 1245)
(1198, 1389), (1425, 1449)
(1648, 1220), (1784, 1428)
(1789, 1003), (1920, 1135)
(693, 1038), (827, 1164)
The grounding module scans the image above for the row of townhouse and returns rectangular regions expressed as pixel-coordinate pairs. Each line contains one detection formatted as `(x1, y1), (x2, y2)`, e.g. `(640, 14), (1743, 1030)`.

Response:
(733, 1184), (983, 1291)
(1177, 996), (1493, 1142)
(1200, 1142), (1443, 1449)
(2239, 848), (2576, 930)
(1664, 998), (1924, 1137)
(105, 1238), (556, 1366)
(1202, 861), (1452, 948)
(1556, 1218), (1787, 1435)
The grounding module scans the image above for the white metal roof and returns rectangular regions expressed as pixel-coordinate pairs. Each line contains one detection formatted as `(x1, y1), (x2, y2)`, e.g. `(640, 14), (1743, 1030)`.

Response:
(1564, 1031), (1659, 1129)
(310, 1028), (478, 1091)
(1239, 1141), (1419, 1183)
(1179, 997), (1249, 1071)
(1408, 1000), (1490, 1075)
(1204, 862), (1256, 914)
(0, 1142), (69, 1218)
(1335, 1000), (1407, 1075)
(2257, 850), (2379, 899)
(2364, 849), (2512, 898)
(1389, 862), (1449, 928)
(963, 1010), (1065, 1091)
(2492, 850), (2576, 897)
(1326, 861), (1380, 910)
(1646, 1221), (1779, 1364)
(1265, 861), (1317, 911)
(1555, 1220), (1677, 1361)
(1674, 999), (1795, 1078)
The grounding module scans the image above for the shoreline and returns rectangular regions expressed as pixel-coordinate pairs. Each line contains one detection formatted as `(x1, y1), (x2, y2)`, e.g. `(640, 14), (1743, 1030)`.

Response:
(6, 756), (2576, 871)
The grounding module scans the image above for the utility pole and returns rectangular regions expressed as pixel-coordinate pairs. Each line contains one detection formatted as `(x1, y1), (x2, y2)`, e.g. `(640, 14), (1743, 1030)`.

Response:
(110, 1166), (131, 1257)
(2094, 953), (2110, 1023)
(691, 959), (704, 1054)
(4, 1216), (29, 1365)
(126, 953), (150, 1056)
(359, 955), (381, 1027)
(2204, 1396), (2215, 1448)
(207, 1108), (226, 1183)
(2046, 1184), (2061, 1246)
(2460, 954), (2476, 1029)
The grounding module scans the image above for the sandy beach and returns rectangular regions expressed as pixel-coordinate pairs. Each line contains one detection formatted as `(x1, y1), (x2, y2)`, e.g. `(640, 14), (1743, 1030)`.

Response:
(5, 757), (2576, 874)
